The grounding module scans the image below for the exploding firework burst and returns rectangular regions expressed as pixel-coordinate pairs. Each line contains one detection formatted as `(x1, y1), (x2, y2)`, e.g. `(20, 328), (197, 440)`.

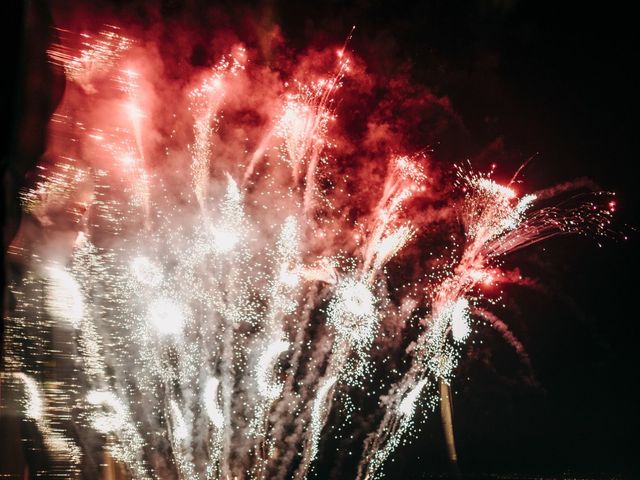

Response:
(2, 21), (617, 480)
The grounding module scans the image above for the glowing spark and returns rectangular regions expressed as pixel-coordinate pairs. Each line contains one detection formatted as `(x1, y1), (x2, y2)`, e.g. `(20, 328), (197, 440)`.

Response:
(170, 399), (189, 441)
(450, 298), (471, 343)
(204, 377), (224, 429)
(44, 264), (84, 328)
(397, 378), (429, 417)
(476, 178), (516, 199)
(86, 390), (127, 434)
(256, 340), (290, 400)
(14, 373), (82, 465)
(309, 376), (337, 461)
(16, 373), (43, 420)
(372, 224), (415, 271)
(86, 390), (149, 478)
(47, 27), (131, 93)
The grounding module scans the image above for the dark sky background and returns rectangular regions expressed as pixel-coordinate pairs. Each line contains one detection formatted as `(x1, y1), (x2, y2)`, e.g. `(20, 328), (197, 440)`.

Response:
(3, 1), (638, 479)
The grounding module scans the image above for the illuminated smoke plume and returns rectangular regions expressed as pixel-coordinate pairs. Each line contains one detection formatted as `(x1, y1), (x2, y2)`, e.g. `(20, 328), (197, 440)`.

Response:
(2, 15), (617, 480)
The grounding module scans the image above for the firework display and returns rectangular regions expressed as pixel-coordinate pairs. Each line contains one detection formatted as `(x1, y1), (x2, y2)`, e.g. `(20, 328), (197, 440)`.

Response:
(2, 23), (617, 480)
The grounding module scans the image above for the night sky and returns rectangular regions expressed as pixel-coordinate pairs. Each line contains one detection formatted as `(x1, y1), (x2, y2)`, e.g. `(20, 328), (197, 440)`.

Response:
(2, 1), (638, 479)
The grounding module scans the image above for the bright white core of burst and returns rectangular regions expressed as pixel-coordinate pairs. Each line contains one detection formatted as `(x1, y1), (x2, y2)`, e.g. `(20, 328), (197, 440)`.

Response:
(278, 265), (299, 287)
(338, 279), (375, 317)
(450, 297), (471, 343)
(147, 297), (186, 336)
(211, 226), (239, 253)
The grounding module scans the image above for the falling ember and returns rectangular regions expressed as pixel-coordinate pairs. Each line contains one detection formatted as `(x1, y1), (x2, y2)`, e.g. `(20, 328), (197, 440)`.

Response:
(2, 18), (619, 480)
